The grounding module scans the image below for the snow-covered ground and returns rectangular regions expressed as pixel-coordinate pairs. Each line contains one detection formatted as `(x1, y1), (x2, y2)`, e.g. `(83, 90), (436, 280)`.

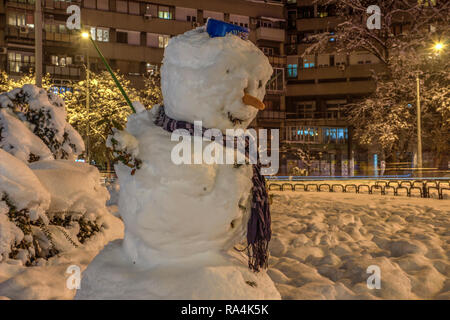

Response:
(1, 180), (449, 299)
(268, 191), (450, 299)
(0, 211), (123, 300)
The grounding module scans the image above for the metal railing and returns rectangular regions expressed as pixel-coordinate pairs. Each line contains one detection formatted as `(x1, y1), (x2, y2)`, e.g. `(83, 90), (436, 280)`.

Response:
(267, 178), (450, 200)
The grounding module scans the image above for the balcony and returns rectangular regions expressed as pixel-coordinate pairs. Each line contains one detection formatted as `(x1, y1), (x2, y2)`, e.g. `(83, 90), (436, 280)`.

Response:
(296, 16), (343, 32)
(45, 32), (80, 44)
(86, 42), (165, 63)
(5, 25), (35, 42)
(82, 9), (192, 36)
(267, 55), (286, 67)
(256, 27), (285, 42)
(286, 110), (345, 121)
(287, 80), (376, 97)
(296, 64), (385, 81)
(8, 63), (35, 75)
(45, 65), (81, 78)
(258, 110), (286, 120)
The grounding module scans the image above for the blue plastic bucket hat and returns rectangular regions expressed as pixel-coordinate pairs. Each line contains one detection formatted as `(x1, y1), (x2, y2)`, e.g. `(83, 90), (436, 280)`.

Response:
(206, 18), (249, 40)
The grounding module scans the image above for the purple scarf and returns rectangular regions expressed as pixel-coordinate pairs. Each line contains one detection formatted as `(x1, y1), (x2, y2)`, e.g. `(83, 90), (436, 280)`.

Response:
(154, 106), (271, 272)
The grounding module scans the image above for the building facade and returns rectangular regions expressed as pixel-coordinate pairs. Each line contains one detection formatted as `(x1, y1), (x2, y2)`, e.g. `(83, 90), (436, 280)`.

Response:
(0, 0), (381, 175)
(278, 0), (383, 176)
(0, 0), (285, 86)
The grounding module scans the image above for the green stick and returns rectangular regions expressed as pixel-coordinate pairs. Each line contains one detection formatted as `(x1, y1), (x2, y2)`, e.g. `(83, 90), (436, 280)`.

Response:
(88, 36), (136, 114)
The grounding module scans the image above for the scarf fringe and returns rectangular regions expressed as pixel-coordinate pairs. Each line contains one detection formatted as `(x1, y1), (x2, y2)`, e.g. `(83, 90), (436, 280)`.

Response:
(247, 241), (270, 272)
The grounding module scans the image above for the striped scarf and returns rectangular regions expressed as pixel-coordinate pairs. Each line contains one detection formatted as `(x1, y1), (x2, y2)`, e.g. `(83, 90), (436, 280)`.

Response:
(154, 106), (271, 272)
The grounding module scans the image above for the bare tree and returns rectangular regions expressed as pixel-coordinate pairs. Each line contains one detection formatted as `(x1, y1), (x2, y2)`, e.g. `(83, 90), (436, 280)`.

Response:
(281, 144), (314, 175)
(305, 0), (449, 64)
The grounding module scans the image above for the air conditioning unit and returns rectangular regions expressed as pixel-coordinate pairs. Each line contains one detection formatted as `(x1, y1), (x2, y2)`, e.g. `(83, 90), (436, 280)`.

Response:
(19, 26), (29, 34)
(75, 55), (84, 63)
(0, 47), (7, 55)
(144, 14), (152, 20)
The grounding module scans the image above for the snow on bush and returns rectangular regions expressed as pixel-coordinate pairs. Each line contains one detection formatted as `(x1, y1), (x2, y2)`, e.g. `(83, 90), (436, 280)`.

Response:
(0, 84), (84, 162)
(0, 85), (112, 267)
(0, 149), (51, 264)
(0, 150), (113, 266)
(0, 109), (53, 162)
(30, 160), (111, 242)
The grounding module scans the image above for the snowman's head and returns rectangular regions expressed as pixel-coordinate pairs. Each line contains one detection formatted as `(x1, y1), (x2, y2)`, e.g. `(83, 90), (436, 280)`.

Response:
(161, 28), (273, 132)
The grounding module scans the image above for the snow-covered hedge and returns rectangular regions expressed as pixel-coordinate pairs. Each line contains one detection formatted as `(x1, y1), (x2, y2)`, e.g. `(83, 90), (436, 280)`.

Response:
(0, 149), (52, 264)
(0, 84), (84, 162)
(0, 85), (111, 266)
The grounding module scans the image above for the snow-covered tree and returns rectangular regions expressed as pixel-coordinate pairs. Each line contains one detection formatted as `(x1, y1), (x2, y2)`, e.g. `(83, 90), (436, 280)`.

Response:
(0, 85), (110, 267)
(0, 84), (84, 162)
(304, 0), (449, 165)
(305, 0), (449, 64)
(140, 69), (163, 108)
(0, 71), (52, 92)
(349, 46), (449, 166)
(281, 144), (314, 175)
(64, 70), (140, 166)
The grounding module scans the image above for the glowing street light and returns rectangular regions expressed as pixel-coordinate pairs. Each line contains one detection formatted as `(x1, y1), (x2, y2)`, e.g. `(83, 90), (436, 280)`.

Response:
(433, 42), (444, 52)
(81, 31), (90, 39)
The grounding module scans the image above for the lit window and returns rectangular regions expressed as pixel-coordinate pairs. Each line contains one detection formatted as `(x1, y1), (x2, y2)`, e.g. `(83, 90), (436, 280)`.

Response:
(287, 64), (298, 78)
(329, 32), (336, 42)
(90, 27), (109, 42)
(158, 35), (169, 48)
(418, 0), (436, 7)
(146, 63), (158, 74)
(303, 56), (315, 68)
(8, 52), (34, 73)
(51, 55), (58, 65)
(7, 12), (26, 26)
(50, 55), (72, 66)
(158, 7), (172, 19)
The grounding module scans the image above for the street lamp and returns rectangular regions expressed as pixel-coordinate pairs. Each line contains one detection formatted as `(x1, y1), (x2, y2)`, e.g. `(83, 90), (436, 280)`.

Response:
(415, 41), (446, 176)
(415, 72), (422, 175)
(79, 29), (137, 165)
(81, 31), (90, 164)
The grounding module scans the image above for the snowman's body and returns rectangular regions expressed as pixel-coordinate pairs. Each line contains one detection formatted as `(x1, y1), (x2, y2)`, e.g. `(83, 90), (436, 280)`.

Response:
(76, 27), (280, 299)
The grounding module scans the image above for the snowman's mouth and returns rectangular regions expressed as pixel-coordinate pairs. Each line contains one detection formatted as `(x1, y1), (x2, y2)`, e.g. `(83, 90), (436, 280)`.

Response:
(228, 112), (244, 126)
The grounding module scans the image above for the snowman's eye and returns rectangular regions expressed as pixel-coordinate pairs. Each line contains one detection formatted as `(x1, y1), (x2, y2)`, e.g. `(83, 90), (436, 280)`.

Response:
(258, 80), (263, 88)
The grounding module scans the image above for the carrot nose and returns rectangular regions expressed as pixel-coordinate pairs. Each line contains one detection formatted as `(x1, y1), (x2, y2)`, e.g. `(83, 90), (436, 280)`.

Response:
(243, 94), (265, 110)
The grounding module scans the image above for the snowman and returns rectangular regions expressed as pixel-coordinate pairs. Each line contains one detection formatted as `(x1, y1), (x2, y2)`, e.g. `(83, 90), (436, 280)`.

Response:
(76, 21), (280, 299)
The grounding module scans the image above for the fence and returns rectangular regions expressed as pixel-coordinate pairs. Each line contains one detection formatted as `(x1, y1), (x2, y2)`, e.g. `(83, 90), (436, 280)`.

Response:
(267, 179), (450, 200)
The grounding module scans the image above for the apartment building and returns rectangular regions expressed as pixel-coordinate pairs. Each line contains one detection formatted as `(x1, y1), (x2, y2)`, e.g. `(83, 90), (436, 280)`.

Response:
(0, 0), (382, 175)
(279, 0), (383, 176)
(0, 0), (286, 89)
